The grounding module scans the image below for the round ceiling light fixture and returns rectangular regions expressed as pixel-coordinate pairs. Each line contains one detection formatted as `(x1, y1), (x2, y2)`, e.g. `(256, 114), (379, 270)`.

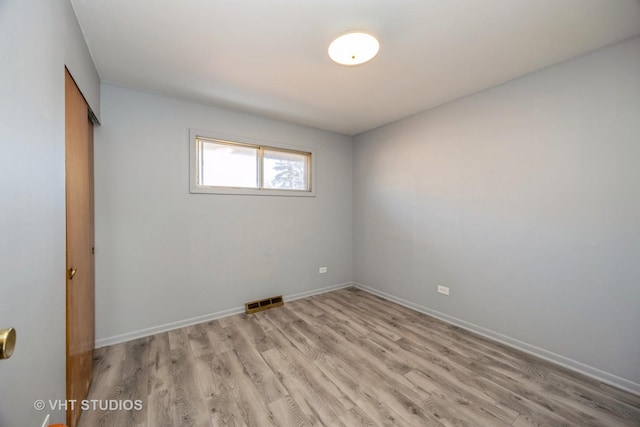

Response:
(328, 32), (379, 66)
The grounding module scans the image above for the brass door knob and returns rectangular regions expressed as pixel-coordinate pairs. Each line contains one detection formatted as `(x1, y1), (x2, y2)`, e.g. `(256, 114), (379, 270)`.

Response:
(0, 328), (16, 360)
(68, 268), (77, 280)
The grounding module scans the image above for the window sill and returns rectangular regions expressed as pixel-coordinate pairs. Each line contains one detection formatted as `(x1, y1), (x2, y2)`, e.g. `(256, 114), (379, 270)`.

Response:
(190, 186), (316, 197)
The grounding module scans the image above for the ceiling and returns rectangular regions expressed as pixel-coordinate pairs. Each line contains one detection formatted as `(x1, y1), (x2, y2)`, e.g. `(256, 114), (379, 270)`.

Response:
(71, 0), (640, 136)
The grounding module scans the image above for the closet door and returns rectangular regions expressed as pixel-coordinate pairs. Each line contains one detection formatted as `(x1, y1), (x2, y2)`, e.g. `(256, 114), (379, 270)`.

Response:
(65, 68), (95, 427)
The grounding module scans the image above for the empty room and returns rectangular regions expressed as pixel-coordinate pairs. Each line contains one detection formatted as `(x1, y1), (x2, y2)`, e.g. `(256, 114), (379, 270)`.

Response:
(1, 1), (639, 426)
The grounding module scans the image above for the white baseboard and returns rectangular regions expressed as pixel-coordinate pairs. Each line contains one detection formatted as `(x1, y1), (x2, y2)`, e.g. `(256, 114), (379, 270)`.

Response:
(95, 305), (245, 348)
(282, 281), (354, 303)
(95, 282), (354, 348)
(353, 282), (640, 396)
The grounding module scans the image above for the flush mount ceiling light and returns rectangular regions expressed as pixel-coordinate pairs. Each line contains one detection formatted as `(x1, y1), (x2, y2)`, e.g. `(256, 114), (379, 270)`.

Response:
(328, 32), (379, 66)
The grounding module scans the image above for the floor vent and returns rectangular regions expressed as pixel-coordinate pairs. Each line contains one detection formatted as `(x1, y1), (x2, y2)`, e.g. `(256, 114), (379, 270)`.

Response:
(245, 295), (284, 314)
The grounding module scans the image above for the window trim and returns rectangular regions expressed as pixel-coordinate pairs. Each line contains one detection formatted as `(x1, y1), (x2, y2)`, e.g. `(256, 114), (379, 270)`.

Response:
(189, 129), (316, 196)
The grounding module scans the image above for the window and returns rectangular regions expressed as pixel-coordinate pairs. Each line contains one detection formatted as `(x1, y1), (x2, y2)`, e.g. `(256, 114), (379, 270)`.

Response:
(190, 130), (314, 196)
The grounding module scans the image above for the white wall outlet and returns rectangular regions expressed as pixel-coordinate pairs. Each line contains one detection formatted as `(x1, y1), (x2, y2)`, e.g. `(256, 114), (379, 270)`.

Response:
(437, 285), (450, 296)
(319, 267), (327, 274)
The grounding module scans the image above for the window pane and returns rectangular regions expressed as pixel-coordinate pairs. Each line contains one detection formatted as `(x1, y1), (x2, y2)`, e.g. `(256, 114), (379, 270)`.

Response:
(263, 149), (309, 190)
(200, 140), (258, 188)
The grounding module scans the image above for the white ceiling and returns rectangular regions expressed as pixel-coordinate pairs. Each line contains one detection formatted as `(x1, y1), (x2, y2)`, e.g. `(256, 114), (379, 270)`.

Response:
(71, 0), (640, 136)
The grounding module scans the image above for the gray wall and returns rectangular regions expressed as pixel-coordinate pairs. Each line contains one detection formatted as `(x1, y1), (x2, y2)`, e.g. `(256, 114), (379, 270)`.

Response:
(353, 37), (640, 393)
(94, 83), (353, 344)
(0, 1), (100, 426)
(64, 0), (102, 121)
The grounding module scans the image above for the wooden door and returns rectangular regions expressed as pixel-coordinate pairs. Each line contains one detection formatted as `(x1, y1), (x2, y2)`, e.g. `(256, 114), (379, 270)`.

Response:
(65, 69), (95, 427)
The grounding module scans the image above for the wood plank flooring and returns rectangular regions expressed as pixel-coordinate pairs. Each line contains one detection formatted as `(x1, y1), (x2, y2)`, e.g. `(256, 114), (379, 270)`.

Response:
(78, 287), (640, 426)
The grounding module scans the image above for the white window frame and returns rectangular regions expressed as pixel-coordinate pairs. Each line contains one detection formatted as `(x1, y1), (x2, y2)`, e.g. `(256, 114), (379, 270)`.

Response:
(189, 129), (316, 196)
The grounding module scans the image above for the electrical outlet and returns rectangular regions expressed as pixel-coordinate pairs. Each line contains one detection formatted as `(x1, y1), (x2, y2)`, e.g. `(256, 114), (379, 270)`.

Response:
(319, 267), (327, 274)
(437, 285), (450, 296)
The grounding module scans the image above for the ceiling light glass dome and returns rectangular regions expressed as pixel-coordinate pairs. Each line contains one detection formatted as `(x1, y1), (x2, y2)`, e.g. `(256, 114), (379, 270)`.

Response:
(328, 32), (379, 66)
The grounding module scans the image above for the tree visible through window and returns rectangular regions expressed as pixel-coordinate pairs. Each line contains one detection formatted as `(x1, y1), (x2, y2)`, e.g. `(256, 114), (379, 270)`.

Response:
(263, 149), (308, 190)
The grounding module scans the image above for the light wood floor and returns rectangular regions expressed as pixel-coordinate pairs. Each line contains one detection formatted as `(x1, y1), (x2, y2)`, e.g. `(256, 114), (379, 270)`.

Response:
(79, 287), (640, 426)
